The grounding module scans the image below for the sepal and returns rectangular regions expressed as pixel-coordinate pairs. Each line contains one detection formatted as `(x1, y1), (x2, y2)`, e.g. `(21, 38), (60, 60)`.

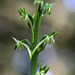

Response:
(42, 3), (55, 16)
(49, 3), (56, 8)
(35, 64), (50, 75)
(13, 37), (24, 50)
(33, 0), (44, 8)
(17, 8), (26, 16)
(14, 44), (17, 50)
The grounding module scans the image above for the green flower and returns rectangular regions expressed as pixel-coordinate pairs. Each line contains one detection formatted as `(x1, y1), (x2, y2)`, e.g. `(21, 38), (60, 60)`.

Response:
(33, 0), (44, 8)
(42, 3), (56, 16)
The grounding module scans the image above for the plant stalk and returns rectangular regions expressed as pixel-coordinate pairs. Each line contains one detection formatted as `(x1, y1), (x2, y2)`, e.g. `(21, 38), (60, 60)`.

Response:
(30, 6), (42, 75)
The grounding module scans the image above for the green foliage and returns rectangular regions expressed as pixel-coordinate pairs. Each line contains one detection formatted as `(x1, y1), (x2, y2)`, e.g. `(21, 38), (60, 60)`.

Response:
(39, 35), (47, 52)
(13, 37), (24, 50)
(17, 8), (26, 23)
(13, 37), (32, 59)
(38, 30), (58, 53)
(13, 0), (57, 75)
(21, 39), (32, 50)
(33, 0), (44, 8)
(36, 64), (50, 75)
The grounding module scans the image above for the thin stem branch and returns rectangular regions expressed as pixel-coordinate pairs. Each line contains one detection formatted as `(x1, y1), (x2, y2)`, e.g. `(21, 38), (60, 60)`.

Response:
(32, 36), (49, 56)
(21, 42), (32, 60)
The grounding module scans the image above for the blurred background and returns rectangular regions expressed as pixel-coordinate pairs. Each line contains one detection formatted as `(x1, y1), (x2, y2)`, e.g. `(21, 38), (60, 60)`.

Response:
(0, 0), (75, 75)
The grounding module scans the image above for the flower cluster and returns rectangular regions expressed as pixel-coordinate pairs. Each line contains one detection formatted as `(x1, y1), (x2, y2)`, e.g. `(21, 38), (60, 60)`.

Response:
(13, 0), (57, 75)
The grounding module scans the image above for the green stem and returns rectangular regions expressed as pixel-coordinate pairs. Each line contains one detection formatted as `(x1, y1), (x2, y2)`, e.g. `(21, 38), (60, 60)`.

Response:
(21, 42), (32, 60)
(30, 6), (42, 75)
(32, 36), (49, 56)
